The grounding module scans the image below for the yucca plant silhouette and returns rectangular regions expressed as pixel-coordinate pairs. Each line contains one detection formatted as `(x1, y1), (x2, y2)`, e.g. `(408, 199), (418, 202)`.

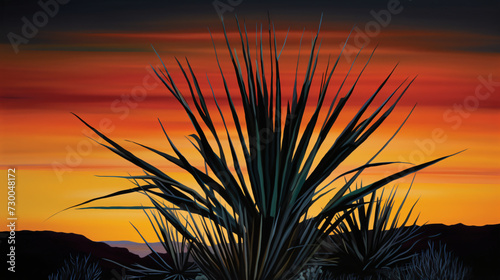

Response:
(328, 181), (421, 276)
(105, 210), (200, 279)
(63, 16), (458, 280)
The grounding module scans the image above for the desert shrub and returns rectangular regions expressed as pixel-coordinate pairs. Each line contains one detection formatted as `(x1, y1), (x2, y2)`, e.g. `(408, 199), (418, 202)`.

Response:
(305, 241), (470, 280)
(387, 242), (470, 280)
(48, 254), (102, 280)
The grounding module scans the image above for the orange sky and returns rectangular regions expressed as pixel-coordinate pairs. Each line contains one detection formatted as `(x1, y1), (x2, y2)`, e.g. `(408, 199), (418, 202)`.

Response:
(1, 22), (499, 242)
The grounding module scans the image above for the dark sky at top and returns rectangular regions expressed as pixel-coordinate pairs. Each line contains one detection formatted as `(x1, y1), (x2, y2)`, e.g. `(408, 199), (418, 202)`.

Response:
(1, 0), (499, 38)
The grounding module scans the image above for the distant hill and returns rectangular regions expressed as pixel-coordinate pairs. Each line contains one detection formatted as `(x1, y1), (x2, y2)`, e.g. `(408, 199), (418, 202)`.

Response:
(103, 241), (165, 258)
(0, 230), (170, 279)
(1, 223), (499, 279)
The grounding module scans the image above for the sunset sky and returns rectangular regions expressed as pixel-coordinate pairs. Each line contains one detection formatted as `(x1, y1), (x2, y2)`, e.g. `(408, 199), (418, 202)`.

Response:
(1, 0), (499, 242)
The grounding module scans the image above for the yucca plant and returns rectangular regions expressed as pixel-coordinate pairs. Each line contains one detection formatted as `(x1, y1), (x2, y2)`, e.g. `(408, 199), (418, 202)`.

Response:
(64, 16), (458, 280)
(327, 179), (421, 276)
(48, 254), (102, 280)
(105, 209), (200, 279)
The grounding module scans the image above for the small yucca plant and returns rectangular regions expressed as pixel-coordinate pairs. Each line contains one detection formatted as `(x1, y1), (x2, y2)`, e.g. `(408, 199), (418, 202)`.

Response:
(48, 254), (102, 280)
(106, 210), (200, 280)
(63, 16), (458, 280)
(394, 242), (470, 280)
(328, 181), (421, 275)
